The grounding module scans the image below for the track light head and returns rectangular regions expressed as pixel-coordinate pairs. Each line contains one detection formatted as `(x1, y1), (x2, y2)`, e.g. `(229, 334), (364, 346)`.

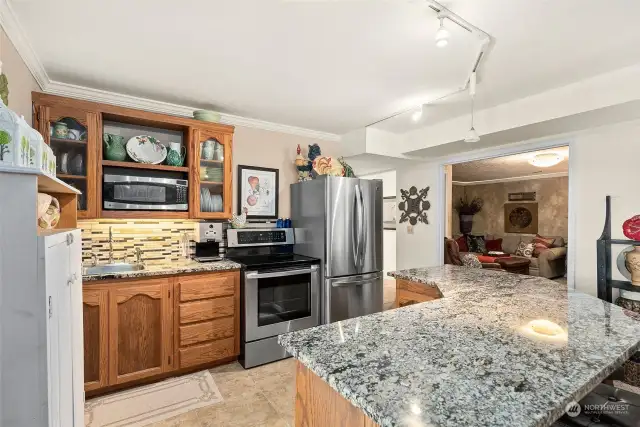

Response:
(435, 18), (450, 48)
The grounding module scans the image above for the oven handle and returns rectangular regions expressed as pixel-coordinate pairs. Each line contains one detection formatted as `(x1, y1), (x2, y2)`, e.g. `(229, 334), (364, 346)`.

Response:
(245, 265), (319, 279)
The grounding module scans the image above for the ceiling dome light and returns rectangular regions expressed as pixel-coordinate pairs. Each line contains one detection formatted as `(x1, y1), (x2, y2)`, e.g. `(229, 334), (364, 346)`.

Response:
(435, 18), (450, 48)
(528, 152), (563, 168)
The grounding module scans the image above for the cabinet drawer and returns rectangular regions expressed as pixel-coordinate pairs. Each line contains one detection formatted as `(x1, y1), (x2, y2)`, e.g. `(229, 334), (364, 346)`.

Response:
(179, 296), (234, 324)
(178, 273), (236, 302)
(179, 316), (234, 347)
(179, 337), (235, 368)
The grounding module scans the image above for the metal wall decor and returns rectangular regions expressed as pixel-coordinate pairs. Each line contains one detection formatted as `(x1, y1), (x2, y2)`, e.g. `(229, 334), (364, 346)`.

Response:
(398, 186), (431, 226)
(504, 202), (538, 234)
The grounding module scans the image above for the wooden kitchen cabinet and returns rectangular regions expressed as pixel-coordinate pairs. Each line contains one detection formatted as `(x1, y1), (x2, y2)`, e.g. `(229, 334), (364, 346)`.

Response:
(189, 128), (234, 219)
(83, 270), (240, 394)
(395, 279), (442, 308)
(82, 288), (109, 391)
(36, 104), (99, 219)
(108, 278), (173, 384)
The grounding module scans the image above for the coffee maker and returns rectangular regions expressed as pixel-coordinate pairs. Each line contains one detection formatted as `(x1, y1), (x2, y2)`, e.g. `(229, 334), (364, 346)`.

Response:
(193, 222), (223, 262)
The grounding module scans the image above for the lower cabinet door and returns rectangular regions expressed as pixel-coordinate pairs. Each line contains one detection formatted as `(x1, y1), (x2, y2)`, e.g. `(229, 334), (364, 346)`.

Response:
(82, 288), (109, 391)
(109, 278), (173, 384)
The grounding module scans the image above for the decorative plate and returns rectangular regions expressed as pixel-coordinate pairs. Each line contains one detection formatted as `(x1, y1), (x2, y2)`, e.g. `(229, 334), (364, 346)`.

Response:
(616, 245), (635, 281)
(622, 215), (640, 241)
(126, 135), (166, 164)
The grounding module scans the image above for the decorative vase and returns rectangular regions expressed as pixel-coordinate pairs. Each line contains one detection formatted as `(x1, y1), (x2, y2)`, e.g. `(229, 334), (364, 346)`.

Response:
(166, 142), (186, 166)
(625, 246), (640, 286)
(103, 133), (127, 161)
(459, 214), (474, 234)
(213, 142), (224, 161)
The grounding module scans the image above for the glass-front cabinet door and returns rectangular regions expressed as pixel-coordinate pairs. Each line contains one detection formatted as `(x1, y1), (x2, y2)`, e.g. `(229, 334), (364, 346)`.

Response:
(37, 105), (98, 218)
(191, 128), (232, 219)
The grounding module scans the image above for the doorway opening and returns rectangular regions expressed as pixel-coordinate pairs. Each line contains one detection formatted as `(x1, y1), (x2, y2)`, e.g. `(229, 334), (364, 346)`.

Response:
(444, 146), (570, 285)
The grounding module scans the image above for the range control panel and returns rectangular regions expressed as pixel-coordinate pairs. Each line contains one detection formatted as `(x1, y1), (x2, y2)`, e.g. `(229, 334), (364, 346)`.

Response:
(227, 228), (294, 247)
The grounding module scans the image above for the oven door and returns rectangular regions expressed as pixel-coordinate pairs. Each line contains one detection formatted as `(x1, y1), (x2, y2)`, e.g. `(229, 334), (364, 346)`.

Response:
(244, 264), (319, 342)
(103, 174), (188, 211)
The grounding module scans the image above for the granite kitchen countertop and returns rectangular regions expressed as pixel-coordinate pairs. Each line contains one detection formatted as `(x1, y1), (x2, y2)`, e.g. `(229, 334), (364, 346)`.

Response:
(279, 265), (640, 427)
(82, 259), (242, 282)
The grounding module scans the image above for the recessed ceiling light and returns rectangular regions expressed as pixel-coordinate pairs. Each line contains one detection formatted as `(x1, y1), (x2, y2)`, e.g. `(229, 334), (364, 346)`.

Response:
(528, 152), (563, 167)
(435, 18), (450, 48)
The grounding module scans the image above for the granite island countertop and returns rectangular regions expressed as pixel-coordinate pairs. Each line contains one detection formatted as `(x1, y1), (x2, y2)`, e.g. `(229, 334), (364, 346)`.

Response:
(82, 259), (242, 282)
(279, 265), (640, 427)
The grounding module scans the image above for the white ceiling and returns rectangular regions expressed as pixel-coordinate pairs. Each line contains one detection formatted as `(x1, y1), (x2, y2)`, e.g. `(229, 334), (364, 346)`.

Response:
(452, 146), (569, 182)
(9, 0), (640, 135)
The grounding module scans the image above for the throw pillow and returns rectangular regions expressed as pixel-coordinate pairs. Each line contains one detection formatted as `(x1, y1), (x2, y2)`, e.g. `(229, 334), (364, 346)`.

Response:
(532, 234), (555, 257)
(456, 235), (469, 252)
(462, 254), (482, 268)
(466, 235), (487, 254)
(515, 241), (534, 258)
(485, 238), (503, 252)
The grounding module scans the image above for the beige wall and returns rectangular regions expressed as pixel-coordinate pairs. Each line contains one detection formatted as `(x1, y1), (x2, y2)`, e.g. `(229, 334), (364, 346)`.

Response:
(0, 28), (40, 125)
(232, 126), (343, 218)
(451, 177), (569, 238)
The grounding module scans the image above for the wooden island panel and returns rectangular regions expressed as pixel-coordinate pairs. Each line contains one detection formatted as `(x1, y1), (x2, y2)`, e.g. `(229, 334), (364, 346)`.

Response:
(395, 278), (442, 308)
(295, 361), (379, 427)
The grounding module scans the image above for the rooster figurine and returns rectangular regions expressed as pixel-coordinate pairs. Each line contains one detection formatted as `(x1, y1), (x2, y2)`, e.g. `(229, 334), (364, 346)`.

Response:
(230, 206), (248, 229)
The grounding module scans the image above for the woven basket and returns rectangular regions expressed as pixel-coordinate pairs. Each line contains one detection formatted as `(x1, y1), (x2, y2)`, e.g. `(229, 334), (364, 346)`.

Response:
(616, 296), (640, 387)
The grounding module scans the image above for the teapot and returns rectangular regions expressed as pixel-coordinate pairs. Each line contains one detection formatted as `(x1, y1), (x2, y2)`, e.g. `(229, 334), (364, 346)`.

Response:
(103, 133), (127, 161)
(166, 142), (186, 166)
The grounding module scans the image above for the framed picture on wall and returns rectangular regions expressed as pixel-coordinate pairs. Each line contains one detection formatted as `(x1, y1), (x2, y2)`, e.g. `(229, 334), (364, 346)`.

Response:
(504, 202), (538, 234)
(237, 165), (279, 219)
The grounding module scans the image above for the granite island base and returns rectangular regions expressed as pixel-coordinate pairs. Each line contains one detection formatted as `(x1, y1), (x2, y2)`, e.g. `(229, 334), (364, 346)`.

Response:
(280, 265), (640, 427)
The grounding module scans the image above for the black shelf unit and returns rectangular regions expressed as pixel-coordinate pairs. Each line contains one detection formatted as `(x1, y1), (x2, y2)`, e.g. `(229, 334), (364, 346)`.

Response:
(596, 196), (640, 302)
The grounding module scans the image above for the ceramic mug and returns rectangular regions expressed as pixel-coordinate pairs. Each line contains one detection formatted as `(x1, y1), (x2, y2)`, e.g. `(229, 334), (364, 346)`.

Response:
(67, 129), (84, 141)
(53, 122), (69, 139)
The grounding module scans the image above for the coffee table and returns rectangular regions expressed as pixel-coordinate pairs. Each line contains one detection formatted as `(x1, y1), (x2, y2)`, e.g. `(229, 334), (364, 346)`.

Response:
(496, 257), (531, 275)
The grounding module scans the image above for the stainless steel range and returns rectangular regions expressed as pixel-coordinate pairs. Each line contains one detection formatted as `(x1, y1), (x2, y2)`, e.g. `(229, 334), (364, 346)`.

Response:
(225, 228), (320, 368)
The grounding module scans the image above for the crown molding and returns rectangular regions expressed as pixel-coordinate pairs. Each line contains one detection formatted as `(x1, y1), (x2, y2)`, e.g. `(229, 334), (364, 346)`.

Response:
(452, 171), (568, 186)
(0, 0), (340, 141)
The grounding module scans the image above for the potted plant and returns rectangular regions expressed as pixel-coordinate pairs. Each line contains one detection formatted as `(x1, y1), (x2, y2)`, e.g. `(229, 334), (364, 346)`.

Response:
(454, 195), (483, 234)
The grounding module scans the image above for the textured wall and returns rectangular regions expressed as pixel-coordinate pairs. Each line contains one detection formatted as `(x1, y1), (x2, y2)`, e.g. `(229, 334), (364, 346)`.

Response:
(80, 219), (198, 265)
(451, 176), (568, 238)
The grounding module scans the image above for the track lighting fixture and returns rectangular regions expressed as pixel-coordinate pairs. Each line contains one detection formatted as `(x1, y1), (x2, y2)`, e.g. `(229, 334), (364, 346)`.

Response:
(435, 17), (450, 48)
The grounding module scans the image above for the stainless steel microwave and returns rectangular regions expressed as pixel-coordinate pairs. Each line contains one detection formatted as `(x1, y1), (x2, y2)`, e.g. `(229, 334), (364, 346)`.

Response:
(103, 174), (188, 211)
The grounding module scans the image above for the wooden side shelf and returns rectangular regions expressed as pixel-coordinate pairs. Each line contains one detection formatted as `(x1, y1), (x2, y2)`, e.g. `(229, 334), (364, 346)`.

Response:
(200, 159), (224, 165)
(102, 160), (189, 173)
(50, 137), (87, 145)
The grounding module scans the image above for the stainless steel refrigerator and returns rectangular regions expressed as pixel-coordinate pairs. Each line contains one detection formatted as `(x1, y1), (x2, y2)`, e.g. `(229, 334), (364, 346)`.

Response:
(291, 176), (383, 324)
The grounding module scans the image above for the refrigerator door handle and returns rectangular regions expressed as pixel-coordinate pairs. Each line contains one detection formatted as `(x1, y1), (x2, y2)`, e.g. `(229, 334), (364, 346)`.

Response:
(355, 183), (365, 271)
(352, 187), (359, 271)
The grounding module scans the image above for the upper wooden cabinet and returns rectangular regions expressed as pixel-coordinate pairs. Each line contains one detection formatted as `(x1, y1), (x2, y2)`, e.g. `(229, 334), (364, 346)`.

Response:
(32, 92), (234, 220)
(36, 104), (99, 218)
(190, 128), (233, 219)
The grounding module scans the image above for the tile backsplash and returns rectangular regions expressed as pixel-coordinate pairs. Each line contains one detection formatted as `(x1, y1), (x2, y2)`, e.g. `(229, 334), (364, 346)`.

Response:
(80, 219), (198, 266)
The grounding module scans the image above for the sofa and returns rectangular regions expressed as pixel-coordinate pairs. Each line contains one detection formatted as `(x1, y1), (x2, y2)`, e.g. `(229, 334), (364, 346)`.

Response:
(454, 233), (567, 279)
(444, 238), (503, 271)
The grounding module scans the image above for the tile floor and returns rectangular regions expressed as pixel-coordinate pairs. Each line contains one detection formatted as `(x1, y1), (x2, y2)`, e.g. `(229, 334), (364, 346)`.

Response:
(145, 282), (398, 427)
(148, 359), (297, 427)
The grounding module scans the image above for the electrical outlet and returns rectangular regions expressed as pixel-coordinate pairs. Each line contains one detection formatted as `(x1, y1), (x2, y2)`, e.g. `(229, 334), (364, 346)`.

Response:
(407, 224), (414, 234)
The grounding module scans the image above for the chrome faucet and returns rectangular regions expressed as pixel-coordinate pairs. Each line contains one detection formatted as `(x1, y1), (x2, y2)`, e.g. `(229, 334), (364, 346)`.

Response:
(134, 247), (143, 265)
(108, 226), (114, 264)
(90, 252), (99, 267)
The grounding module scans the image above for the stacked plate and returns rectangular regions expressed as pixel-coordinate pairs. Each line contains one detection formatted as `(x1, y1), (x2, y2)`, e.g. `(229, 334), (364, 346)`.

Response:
(193, 110), (221, 123)
(206, 166), (223, 182)
(200, 187), (223, 212)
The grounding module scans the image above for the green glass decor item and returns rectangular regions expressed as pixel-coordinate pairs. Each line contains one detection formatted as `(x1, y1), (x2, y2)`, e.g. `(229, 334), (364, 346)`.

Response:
(0, 73), (8, 106)
(103, 133), (127, 161)
(166, 142), (186, 166)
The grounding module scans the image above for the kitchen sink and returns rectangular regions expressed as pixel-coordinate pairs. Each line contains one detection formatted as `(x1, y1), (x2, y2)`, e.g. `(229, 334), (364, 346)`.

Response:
(83, 263), (145, 276)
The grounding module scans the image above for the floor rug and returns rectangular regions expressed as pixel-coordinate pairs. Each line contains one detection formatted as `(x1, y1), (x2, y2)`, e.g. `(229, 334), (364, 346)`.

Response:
(85, 370), (223, 426)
